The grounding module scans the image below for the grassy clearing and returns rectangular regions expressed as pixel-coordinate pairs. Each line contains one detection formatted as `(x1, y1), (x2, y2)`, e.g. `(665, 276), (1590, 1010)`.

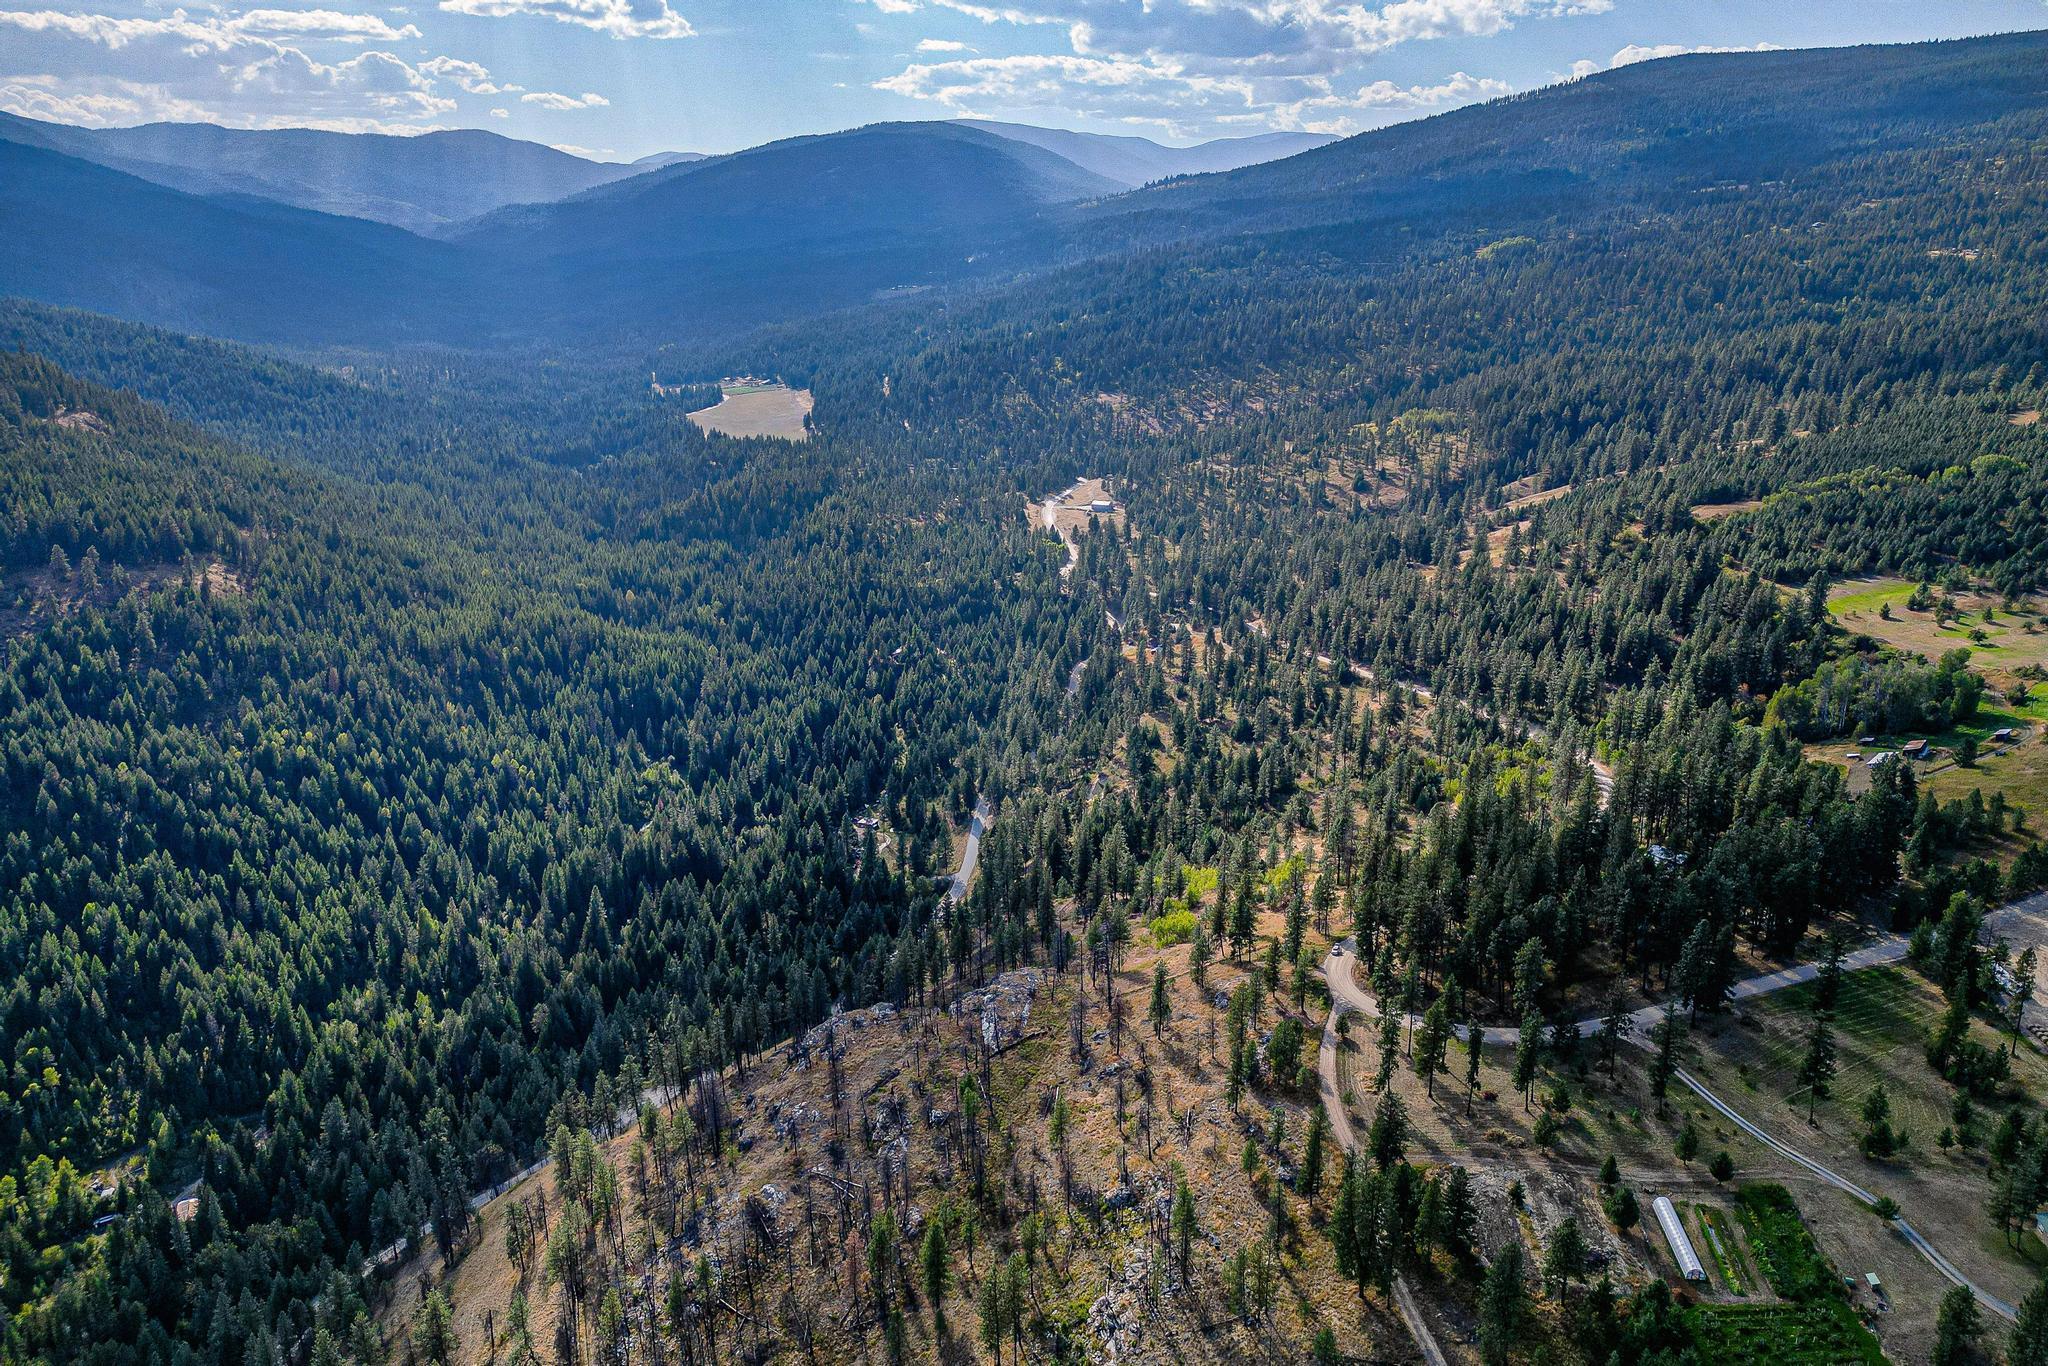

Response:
(686, 383), (813, 440)
(1707, 966), (2040, 1149)
(1826, 577), (2048, 679)
(1689, 963), (2048, 1313)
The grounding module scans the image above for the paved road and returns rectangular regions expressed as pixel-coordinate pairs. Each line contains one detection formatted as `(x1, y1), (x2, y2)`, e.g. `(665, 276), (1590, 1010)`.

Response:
(1674, 1065), (2016, 1321)
(1328, 892), (2048, 1048)
(1317, 907), (2048, 1324)
(946, 795), (993, 903)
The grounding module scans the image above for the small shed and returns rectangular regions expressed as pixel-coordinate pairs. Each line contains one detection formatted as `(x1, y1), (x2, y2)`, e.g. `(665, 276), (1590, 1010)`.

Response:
(1902, 738), (1930, 758)
(1090, 498), (1115, 515)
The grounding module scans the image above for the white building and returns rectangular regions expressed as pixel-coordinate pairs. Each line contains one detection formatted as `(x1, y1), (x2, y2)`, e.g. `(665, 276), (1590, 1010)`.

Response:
(1653, 1196), (1706, 1281)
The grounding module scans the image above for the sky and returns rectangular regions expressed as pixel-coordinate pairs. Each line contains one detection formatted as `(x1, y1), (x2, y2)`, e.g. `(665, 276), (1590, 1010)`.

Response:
(1, 0), (2045, 161)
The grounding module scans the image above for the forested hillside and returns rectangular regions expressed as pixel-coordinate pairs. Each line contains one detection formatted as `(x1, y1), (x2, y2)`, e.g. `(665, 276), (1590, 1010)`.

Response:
(6, 27), (2048, 1366)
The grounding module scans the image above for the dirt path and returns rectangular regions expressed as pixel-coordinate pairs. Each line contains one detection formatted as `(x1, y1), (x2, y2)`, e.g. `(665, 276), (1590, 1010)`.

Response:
(1326, 657), (1614, 803)
(1316, 942), (1452, 1366)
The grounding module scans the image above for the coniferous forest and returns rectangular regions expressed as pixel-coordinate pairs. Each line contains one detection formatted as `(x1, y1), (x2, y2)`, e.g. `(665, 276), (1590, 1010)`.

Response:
(5, 27), (2048, 1366)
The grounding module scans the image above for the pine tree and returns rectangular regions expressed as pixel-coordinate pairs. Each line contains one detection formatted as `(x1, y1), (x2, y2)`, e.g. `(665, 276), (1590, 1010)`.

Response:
(1932, 1284), (1982, 1366)
(1301, 1105), (1330, 1203)
(2011, 1277), (2048, 1366)
(1171, 1171), (1198, 1283)
(1544, 1216), (1589, 1291)
(1648, 1007), (1684, 1116)
(1513, 1011), (1544, 1110)
(1148, 963), (1171, 1037)
(1414, 996), (1451, 1097)
(1799, 1011), (1837, 1122)
(920, 1221), (951, 1329)
(1478, 1240), (1526, 1366)
(1369, 1092), (1408, 1171)
(1375, 1011), (1401, 1093)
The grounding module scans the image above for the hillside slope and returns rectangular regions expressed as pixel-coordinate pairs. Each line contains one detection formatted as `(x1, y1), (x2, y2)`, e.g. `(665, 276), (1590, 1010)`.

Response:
(1075, 30), (2048, 247)
(0, 138), (479, 346)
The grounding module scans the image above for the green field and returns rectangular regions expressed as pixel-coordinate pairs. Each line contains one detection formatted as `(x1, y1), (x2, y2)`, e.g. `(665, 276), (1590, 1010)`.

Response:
(1693, 1204), (1751, 1296)
(1686, 1186), (1886, 1366)
(1705, 966), (2042, 1149)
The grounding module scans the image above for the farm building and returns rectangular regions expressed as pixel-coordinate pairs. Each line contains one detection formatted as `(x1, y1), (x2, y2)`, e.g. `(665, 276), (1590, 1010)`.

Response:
(1866, 751), (1897, 768)
(1653, 1196), (1707, 1281)
(1902, 738), (1930, 759)
(1089, 498), (1115, 515)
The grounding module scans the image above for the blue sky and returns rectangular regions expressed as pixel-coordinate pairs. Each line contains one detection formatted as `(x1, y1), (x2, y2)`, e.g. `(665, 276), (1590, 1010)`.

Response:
(2, 0), (2044, 160)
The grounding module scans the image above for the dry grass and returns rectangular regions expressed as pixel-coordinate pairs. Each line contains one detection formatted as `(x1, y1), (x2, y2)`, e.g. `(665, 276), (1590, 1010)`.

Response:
(687, 384), (814, 440)
(377, 924), (1417, 1365)
(1687, 965), (2048, 1335)
(1827, 578), (2048, 682)
(1690, 499), (1765, 522)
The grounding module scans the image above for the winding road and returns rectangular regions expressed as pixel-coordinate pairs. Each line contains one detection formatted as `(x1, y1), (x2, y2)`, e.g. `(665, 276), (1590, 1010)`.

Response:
(946, 795), (993, 904)
(1316, 894), (2048, 1323)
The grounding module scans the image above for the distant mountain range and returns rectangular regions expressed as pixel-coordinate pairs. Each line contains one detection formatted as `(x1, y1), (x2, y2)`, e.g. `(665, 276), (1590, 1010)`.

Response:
(959, 121), (1334, 188)
(11, 34), (2041, 353)
(0, 111), (1316, 236)
(0, 114), (665, 234)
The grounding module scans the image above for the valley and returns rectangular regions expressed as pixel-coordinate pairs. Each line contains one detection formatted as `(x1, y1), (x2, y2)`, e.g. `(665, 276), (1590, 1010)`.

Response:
(9, 21), (2048, 1366)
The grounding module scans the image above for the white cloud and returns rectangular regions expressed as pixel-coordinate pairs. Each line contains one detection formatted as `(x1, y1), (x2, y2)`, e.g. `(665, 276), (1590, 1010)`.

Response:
(420, 55), (517, 94)
(230, 46), (457, 120)
(0, 7), (422, 50)
(0, 7), (570, 133)
(436, 0), (694, 40)
(0, 73), (218, 126)
(1608, 41), (1781, 67)
(870, 0), (1599, 134)
(489, 105), (510, 117)
(915, 38), (971, 52)
(520, 89), (610, 109)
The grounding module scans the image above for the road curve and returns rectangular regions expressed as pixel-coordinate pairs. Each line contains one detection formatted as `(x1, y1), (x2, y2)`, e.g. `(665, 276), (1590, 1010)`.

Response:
(1316, 944), (1452, 1366)
(1318, 927), (2036, 1324)
(1326, 890), (2048, 1048)
(945, 795), (993, 903)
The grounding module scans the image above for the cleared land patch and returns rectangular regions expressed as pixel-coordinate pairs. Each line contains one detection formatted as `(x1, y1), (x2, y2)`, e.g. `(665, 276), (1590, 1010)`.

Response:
(1826, 577), (2048, 678)
(1817, 576), (2048, 806)
(1689, 965), (2048, 1309)
(686, 381), (814, 440)
(1691, 498), (1764, 521)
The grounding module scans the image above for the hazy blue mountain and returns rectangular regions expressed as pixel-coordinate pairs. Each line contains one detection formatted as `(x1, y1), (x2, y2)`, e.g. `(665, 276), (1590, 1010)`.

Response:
(0, 138), (476, 345)
(459, 121), (1119, 255)
(0, 113), (652, 232)
(632, 150), (712, 170)
(5, 34), (2047, 350)
(961, 120), (1334, 186)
